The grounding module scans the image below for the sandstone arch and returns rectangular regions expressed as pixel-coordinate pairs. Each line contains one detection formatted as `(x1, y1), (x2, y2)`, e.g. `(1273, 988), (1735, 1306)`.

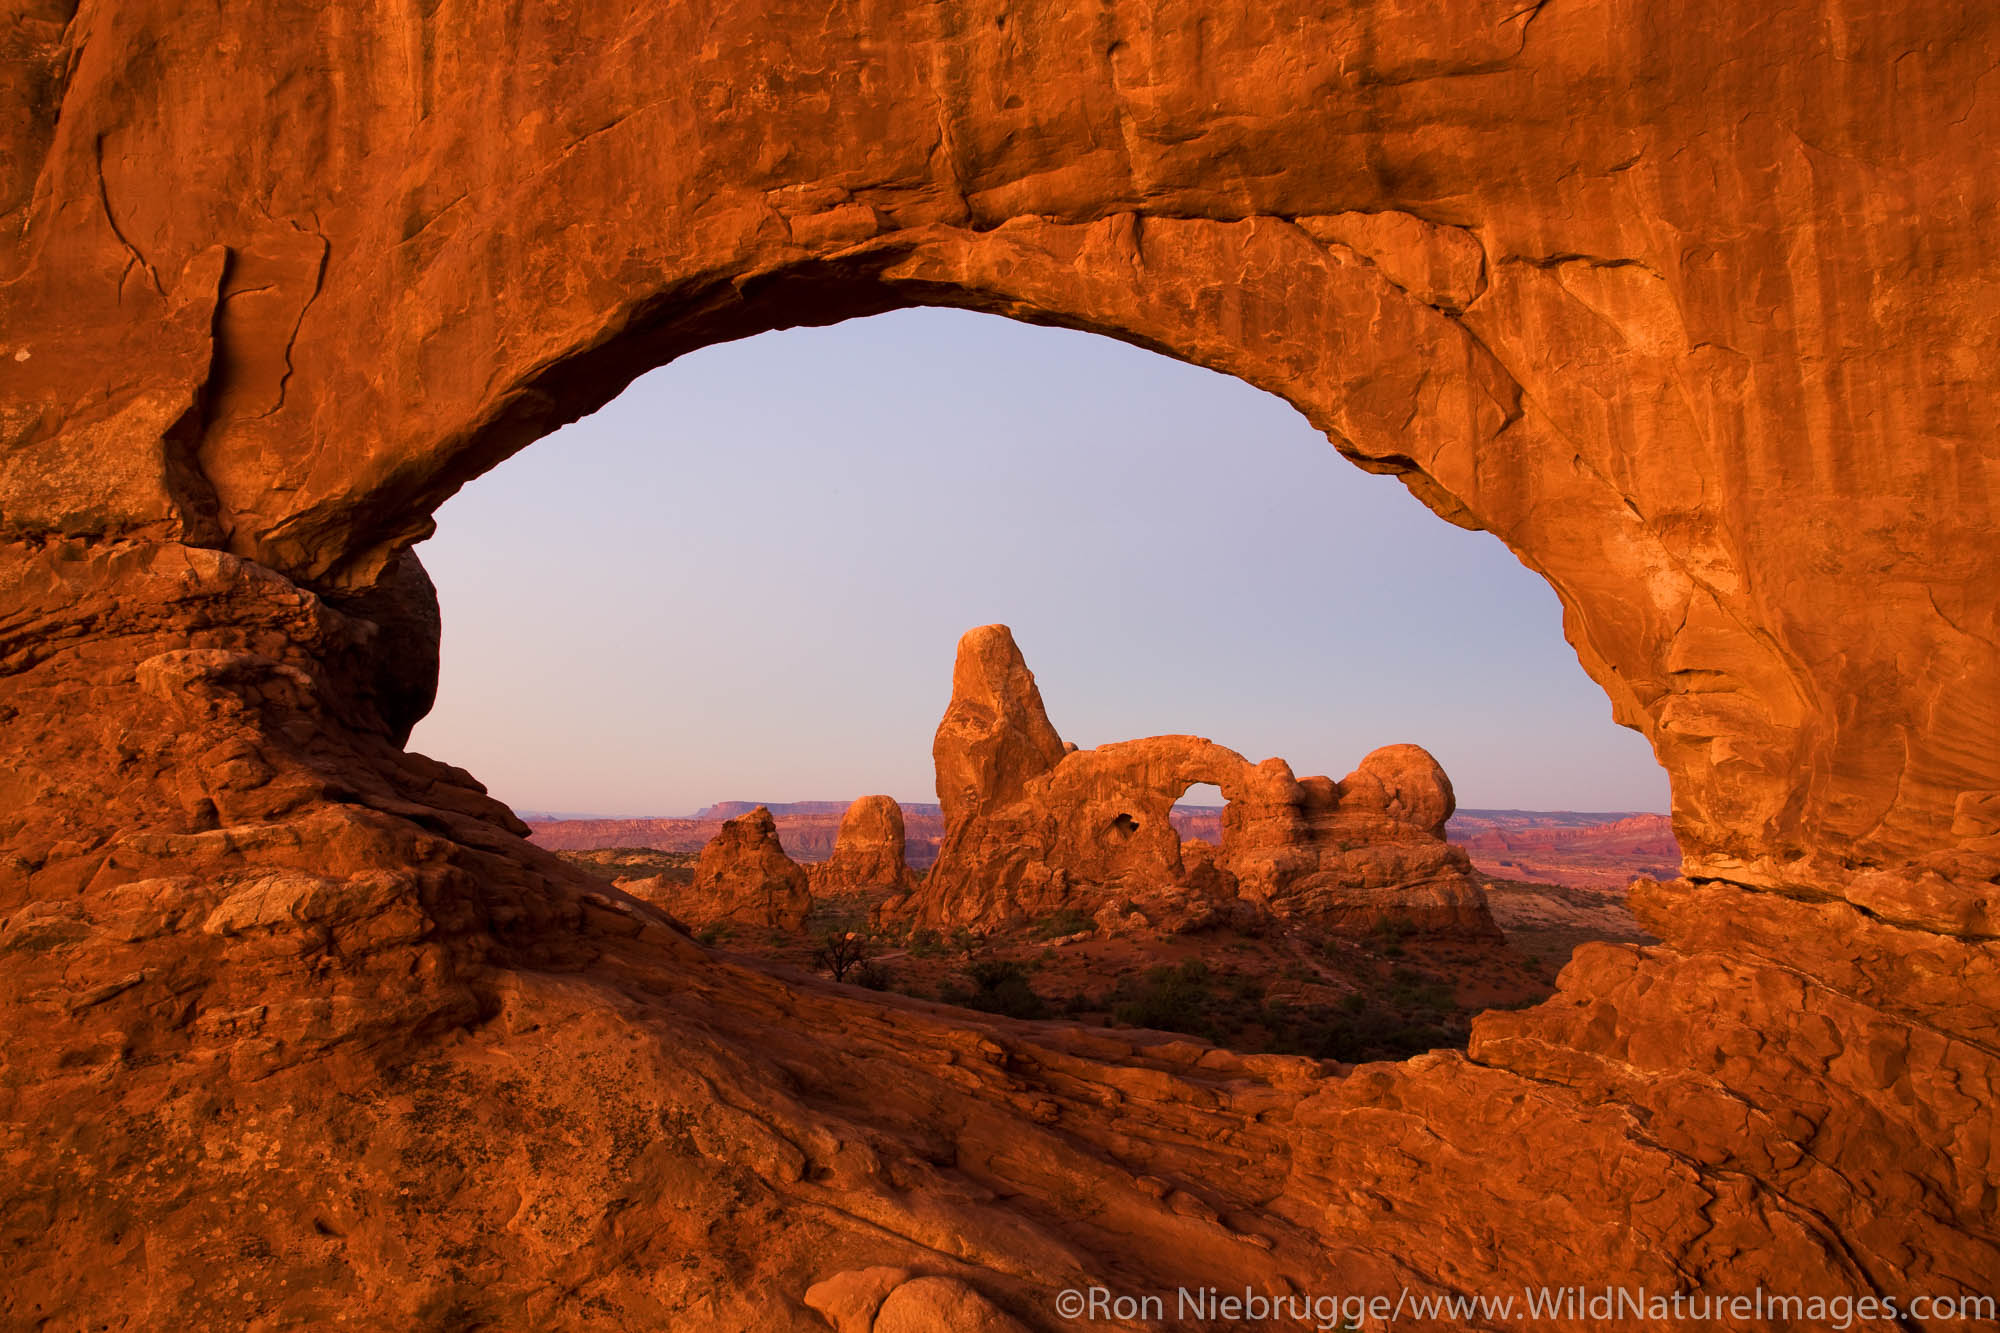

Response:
(5, 2), (1994, 896)
(3, 1), (1997, 1326)
(914, 625), (1494, 934)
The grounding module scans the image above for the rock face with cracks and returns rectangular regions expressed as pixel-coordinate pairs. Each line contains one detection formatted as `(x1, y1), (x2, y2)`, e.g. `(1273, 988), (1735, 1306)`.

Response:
(684, 805), (813, 933)
(810, 795), (918, 900)
(911, 626), (1495, 935)
(1, 1), (1998, 1328)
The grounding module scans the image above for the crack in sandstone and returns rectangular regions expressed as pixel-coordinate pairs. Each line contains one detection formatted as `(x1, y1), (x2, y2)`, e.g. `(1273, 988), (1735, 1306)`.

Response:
(91, 131), (160, 300)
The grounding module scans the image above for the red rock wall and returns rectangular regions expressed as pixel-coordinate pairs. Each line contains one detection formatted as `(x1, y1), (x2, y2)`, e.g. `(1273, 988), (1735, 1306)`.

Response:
(2, 2), (1997, 1327)
(3, 0), (1994, 891)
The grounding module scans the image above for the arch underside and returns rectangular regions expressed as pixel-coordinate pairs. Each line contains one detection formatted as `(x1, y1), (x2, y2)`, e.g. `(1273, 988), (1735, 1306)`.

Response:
(1, 0), (1996, 1324)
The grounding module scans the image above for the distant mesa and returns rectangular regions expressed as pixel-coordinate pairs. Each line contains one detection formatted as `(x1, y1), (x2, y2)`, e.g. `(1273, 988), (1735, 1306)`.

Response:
(1452, 810), (1679, 889)
(890, 625), (1498, 937)
(529, 805), (949, 867)
(697, 799), (857, 819)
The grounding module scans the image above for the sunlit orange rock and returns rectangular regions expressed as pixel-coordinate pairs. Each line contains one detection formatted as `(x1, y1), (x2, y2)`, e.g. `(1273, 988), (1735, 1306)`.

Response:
(0, 0), (1996, 1326)
(914, 627), (1495, 936)
(809, 795), (918, 900)
(684, 805), (812, 933)
(931, 625), (1069, 830)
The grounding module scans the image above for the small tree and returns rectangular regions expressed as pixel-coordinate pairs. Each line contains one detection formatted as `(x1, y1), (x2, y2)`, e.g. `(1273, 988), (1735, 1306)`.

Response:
(813, 930), (872, 983)
(950, 925), (986, 962)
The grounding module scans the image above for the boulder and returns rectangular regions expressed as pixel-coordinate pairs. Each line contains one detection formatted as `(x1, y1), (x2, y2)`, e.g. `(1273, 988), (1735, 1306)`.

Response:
(871, 1277), (1029, 1333)
(803, 1266), (911, 1333)
(1336, 744), (1456, 839)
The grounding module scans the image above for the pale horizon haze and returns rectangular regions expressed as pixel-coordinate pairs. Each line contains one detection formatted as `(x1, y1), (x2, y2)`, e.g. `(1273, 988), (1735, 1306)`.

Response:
(409, 308), (1672, 819)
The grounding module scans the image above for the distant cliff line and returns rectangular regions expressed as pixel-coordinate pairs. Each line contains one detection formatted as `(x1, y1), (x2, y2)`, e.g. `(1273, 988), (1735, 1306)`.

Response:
(523, 803), (1676, 886)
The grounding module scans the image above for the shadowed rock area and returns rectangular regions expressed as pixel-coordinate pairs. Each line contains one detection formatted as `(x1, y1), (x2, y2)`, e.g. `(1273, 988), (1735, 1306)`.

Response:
(1, 1), (1997, 1328)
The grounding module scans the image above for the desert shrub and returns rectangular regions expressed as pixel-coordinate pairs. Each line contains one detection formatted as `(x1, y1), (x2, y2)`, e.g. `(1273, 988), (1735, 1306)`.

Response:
(941, 960), (1050, 1019)
(905, 927), (946, 958)
(1102, 956), (1465, 1062)
(1060, 990), (1098, 1016)
(805, 898), (871, 936)
(1370, 914), (1419, 958)
(1109, 961), (1219, 1036)
(1029, 907), (1092, 940)
(1384, 964), (1454, 1014)
(812, 930), (873, 983)
(1221, 969), (1267, 1005)
(1263, 1004), (1458, 1064)
(1262, 969), (1462, 1063)
(1107, 962), (1279, 1041)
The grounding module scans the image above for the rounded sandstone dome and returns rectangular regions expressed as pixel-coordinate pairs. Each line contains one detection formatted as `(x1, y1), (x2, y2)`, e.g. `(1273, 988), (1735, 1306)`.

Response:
(1341, 743), (1456, 837)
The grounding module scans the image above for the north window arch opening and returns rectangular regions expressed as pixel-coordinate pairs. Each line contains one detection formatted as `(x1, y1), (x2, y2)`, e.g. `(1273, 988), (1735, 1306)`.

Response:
(407, 305), (1671, 1059)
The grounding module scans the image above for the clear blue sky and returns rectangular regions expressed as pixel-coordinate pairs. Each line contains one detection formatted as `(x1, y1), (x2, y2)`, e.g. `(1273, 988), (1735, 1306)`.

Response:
(408, 308), (1669, 818)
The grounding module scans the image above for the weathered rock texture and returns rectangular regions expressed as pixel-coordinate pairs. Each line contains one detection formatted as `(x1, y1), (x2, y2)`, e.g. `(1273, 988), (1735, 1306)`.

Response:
(2, 1), (1998, 1328)
(932, 625), (1069, 831)
(682, 806), (812, 933)
(913, 626), (1494, 935)
(810, 795), (918, 900)
(5, 1), (1994, 896)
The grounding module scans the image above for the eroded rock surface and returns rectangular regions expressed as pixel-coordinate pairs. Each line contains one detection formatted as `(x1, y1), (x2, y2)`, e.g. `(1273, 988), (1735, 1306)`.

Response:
(1, 1), (1997, 1327)
(810, 795), (918, 902)
(3, 540), (1998, 1327)
(913, 627), (1495, 936)
(4, 0), (1993, 892)
(932, 625), (1069, 829)
(680, 805), (812, 933)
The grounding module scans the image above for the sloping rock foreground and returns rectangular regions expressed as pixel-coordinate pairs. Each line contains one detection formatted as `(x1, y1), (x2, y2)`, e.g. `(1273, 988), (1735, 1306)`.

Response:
(2, 0), (1998, 1327)
(897, 625), (1495, 936)
(4, 541), (1995, 1328)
